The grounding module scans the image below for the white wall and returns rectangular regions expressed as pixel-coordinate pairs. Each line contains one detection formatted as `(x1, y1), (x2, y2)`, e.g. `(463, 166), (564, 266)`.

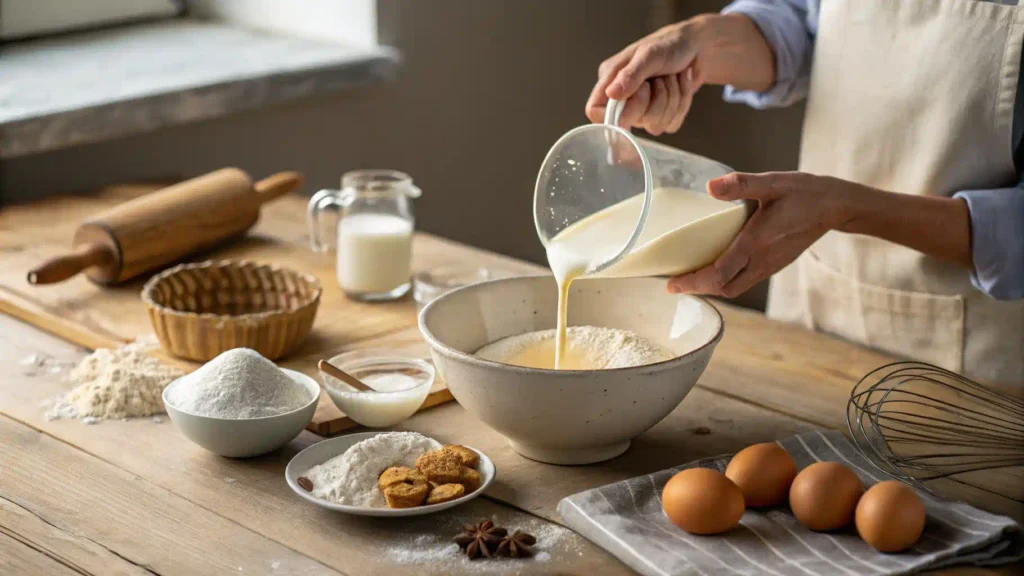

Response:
(186, 0), (377, 48)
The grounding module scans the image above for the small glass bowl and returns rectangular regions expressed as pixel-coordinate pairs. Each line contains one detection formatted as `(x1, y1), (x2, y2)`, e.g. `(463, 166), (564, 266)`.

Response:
(318, 349), (434, 428)
(414, 266), (501, 311)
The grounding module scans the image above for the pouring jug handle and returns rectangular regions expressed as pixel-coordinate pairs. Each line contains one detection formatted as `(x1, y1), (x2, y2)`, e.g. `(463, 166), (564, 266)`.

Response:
(604, 98), (626, 127)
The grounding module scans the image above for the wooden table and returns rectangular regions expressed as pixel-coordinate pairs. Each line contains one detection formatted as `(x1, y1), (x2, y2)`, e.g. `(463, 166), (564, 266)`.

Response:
(0, 191), (1020, 575)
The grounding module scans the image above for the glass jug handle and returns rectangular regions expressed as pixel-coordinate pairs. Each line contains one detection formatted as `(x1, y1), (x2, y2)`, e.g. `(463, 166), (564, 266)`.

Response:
(603, 98), (630, 165)
(307, 189), (350, 253)
(604, 98), (625, 127)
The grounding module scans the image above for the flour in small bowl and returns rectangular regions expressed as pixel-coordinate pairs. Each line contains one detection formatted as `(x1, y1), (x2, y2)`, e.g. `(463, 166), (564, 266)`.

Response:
(165, 348), (311, 419)
(475, 326), (672, 370)
(306, 432), (442, 507)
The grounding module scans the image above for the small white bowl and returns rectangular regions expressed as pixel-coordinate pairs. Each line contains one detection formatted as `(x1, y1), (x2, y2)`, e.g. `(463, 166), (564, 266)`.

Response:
(285, 432), (495, 517)
(319, 350), (434, 428)
(163, 368), (320, 458)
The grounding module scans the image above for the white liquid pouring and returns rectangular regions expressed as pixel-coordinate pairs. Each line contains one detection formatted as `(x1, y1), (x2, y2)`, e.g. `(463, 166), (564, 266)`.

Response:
(545, 187), (745, 368)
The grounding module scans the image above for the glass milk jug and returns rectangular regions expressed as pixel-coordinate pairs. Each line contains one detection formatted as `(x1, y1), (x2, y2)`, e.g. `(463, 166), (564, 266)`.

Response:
(535, 98), (754, 279)
(308, 170), (421, 301)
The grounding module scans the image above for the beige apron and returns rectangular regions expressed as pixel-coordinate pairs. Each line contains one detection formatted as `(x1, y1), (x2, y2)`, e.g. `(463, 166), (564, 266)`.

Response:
(767, 0), (1024, 393)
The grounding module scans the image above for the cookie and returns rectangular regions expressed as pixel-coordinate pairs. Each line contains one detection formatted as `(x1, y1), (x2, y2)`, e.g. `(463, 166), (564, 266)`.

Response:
(416, 450), (463, 484)
(443, 445), (479, 468)
(459, 466), (481, 493)
(383, 481), (429, 508)
(426, 483), (466, 505)
(378, 466), (427, 490)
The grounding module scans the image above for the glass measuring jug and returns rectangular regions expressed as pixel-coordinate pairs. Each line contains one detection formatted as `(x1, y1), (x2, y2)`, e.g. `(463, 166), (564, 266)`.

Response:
(308, 170), (422, 301)
(534, 98), (753, 279)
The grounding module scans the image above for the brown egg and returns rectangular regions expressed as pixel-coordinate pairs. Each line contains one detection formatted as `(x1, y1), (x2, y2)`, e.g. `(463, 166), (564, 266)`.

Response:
(856, 481), (926, 552)
(789, 462), (864, 531)
(662, 468), (745, 535)
(725, 443), (797, 507)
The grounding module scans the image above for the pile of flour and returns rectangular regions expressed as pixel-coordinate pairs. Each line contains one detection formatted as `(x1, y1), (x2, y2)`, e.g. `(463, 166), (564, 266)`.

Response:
(476, 326), (672, 369)
(46, 338), (183, 422)
(306, 431), (441, 507)
(165, 348), (310, 419)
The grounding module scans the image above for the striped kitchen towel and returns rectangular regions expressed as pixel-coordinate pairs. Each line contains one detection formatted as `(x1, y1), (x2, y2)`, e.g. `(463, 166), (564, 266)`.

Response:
(557, 430), (1023, 576)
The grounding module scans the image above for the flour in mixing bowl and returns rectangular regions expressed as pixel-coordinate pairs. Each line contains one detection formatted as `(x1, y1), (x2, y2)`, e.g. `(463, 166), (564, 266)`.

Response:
(165, 348), (311, 419)
(475, 326), (671, 370)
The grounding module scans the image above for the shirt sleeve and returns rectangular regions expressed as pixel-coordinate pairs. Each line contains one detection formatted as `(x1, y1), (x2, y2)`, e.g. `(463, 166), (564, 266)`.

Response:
(954, 185), (1024, 300)
(720, 0), (818, 109)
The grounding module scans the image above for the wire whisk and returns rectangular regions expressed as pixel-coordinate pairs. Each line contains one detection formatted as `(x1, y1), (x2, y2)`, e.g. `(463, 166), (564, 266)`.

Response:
(848, 361), (1024, 497)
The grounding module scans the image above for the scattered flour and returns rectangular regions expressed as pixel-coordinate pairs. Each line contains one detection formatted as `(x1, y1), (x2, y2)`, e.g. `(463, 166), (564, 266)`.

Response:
(475, 326), (672, 369)
(306, 432), (442, 507)
(384, 512), (578, 572)
(45, 338), (183, 422)
(165, 348), (310, 419)
(21, 352), (72, 376)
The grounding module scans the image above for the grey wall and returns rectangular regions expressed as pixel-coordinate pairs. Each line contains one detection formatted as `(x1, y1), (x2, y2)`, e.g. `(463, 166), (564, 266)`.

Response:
(1, 0), (805, 310)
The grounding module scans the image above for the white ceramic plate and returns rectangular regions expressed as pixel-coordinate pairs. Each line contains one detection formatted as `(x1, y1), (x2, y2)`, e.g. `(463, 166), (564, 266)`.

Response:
(285, 432), (496, 517)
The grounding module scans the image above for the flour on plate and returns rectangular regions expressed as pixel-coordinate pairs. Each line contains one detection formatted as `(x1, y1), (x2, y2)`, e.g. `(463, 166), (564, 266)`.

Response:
(306, 432), (442, 507)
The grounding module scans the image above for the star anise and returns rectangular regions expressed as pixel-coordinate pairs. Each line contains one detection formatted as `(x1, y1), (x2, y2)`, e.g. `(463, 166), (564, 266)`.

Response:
(496, 529), (537, 558)
(453, 520), (507, 559)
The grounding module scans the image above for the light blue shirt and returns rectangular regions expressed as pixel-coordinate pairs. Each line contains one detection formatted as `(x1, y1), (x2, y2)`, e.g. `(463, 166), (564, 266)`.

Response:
(723, 0), (1024, 300)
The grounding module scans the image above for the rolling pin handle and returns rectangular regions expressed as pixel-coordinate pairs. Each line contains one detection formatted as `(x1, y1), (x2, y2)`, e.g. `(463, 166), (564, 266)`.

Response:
(27, 244), (113, 285)
(254, 172), (304, 204)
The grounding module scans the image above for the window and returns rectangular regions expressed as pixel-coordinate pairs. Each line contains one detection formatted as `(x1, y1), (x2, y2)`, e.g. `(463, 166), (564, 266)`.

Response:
(0, 0), (181, 41)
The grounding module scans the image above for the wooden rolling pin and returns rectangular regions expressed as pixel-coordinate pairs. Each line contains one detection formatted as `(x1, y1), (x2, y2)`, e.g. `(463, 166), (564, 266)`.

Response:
(27, 168), (303, 285)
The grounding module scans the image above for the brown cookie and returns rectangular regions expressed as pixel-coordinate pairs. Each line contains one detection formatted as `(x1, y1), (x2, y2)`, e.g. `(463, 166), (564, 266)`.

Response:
(459, 466), (482, 493)
(378, 466), (427, 490)
(426, 483), (466, 505)
(416, 450), (463, 484)
(443, 445), (479, 469)
(383, 481), (429, 508)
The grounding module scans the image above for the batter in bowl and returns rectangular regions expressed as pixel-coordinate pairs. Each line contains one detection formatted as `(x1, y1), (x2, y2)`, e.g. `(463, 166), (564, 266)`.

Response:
(475, 326), (671, 370)
(544, 187), (739, 368)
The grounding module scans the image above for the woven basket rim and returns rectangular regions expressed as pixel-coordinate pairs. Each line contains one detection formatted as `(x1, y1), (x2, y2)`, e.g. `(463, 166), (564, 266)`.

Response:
(141, 259), (322, 323)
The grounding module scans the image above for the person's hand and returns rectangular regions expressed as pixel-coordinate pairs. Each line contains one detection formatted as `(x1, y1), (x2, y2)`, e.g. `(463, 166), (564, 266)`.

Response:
(585, 13), (775, 135)
(667, 172), (855, 298)
(585, 21), (706, 136)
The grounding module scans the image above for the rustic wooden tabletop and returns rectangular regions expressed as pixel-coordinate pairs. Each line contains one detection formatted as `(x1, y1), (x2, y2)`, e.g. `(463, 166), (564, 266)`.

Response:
(0, 189), (1019, 575)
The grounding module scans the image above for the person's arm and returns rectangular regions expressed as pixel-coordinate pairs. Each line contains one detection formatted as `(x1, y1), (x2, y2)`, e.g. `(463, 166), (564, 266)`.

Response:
(721, 0), (818, 109)
(839, 184), (972, 268)
(665, 173), (975, 298)
(584, 12), (775, 134)
(953, 186), (1024, 300)
(585, 1), (817, 133)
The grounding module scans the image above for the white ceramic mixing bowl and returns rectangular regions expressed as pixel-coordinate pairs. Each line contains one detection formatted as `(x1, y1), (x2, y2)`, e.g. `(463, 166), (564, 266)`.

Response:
(419, 276), (723, 465)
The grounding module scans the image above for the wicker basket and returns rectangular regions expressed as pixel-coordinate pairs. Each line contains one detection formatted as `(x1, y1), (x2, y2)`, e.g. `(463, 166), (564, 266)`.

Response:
(142, 260), (321, 362)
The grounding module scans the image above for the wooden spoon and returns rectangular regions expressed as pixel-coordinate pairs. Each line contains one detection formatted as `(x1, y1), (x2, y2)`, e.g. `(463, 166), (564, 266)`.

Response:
(318, 359), (373, 392)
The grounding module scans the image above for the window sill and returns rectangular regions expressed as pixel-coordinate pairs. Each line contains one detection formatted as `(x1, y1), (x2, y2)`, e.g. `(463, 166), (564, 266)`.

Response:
(0, 18), (399, 159)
